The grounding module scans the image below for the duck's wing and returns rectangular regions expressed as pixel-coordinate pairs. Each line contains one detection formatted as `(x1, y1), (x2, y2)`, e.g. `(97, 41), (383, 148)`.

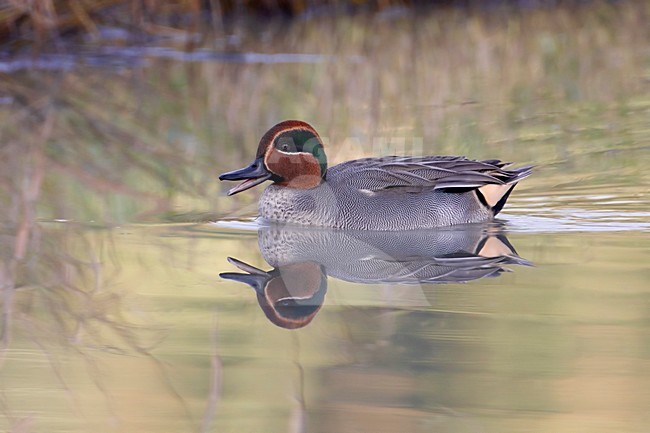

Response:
(329, 156), (533, 193)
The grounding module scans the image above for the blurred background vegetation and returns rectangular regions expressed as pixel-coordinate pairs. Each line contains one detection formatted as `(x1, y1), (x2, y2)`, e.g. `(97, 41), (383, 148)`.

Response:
(1, 0), (647, 224)
(1, 0), (620, 47)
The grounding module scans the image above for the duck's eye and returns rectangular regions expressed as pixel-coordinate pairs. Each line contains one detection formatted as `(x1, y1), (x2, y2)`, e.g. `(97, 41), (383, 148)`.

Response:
(277, 138), (294, 152)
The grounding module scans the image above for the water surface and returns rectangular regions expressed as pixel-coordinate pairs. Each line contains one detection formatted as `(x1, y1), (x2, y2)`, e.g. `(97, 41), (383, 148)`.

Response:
(1, 3), (649, 432)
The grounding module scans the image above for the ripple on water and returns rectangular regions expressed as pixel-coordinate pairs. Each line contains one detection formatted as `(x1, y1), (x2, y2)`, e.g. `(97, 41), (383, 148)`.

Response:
(506, 192), (650, 233)
(213, 208), (650, 234)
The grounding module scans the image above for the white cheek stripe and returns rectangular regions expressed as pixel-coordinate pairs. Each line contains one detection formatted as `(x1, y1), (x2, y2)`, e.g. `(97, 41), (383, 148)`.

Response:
(275, 149), (312, 157)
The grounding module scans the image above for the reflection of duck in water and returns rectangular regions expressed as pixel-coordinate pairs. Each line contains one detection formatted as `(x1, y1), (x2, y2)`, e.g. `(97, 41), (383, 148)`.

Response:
(221, 258), (326, 329)
(220, 225), (530, 329)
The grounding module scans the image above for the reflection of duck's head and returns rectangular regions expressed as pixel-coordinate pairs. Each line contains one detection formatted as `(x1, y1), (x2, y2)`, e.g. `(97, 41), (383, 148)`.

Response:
(220, 257), (327, 329)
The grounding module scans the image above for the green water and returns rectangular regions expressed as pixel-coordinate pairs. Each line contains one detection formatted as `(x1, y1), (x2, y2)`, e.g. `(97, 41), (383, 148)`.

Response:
(1, 3), (650, 433)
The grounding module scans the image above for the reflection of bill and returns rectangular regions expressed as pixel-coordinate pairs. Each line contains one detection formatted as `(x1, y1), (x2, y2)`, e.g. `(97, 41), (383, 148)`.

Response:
(220, 225), (531, 329)
(221, 258), (326, 329)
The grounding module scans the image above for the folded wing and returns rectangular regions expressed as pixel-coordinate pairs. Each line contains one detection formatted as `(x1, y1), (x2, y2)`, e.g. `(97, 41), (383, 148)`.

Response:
(329, 156), (533, 214)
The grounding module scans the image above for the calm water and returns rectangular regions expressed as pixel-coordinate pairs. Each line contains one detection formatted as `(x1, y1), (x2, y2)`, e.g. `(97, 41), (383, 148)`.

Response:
(1, 3), (650, 433)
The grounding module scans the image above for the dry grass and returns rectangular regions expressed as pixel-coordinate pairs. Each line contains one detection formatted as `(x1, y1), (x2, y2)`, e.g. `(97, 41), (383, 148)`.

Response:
(2, 0), (626, 47)
(1, 0), (198, 44)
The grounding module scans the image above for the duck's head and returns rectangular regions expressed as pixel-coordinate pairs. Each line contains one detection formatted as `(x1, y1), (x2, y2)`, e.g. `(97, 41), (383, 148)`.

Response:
(219, 120), (327, 196)
(220, 257), (327, 329)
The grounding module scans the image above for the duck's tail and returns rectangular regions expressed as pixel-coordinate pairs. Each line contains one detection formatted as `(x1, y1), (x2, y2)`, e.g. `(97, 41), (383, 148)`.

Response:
(476, 165), (533, 216)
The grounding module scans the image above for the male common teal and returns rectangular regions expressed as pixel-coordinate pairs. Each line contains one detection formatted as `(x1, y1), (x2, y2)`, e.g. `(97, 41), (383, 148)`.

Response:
(219, 120), (532, 230)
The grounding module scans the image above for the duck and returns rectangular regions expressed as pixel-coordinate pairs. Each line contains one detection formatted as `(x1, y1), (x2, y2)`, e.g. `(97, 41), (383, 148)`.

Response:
(219, 120), (532, 230)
